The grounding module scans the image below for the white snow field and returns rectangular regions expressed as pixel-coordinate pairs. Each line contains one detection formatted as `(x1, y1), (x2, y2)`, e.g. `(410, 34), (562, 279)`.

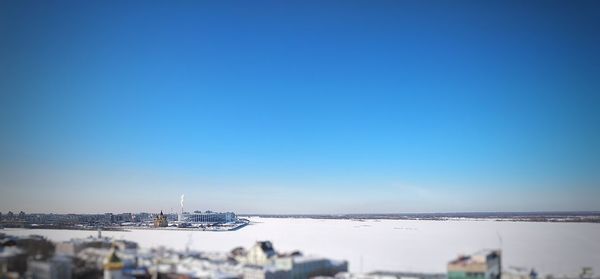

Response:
(5, 217), (600, 275)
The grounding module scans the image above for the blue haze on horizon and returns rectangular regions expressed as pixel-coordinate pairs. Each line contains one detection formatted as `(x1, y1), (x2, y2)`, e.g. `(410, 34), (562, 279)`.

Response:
(1, 0), (599, 214)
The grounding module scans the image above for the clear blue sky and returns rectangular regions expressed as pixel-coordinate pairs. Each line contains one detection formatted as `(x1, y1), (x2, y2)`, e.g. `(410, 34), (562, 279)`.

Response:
(1, 0), (599, 214)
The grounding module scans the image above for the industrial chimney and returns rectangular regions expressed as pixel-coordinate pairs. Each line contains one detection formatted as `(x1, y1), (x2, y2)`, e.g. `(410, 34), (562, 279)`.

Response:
(178, 194), (185, 222)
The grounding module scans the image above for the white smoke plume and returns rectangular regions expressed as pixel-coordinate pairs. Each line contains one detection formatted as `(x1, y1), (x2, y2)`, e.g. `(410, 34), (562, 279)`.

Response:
(180, 194), (185, 208)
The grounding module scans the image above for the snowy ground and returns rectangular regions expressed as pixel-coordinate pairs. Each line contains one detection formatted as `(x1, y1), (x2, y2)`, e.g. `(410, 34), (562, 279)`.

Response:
(4, 217), (600, 276)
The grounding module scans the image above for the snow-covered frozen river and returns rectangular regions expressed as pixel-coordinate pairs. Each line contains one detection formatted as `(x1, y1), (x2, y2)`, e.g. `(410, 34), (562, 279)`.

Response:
(4, 217), (600, 275)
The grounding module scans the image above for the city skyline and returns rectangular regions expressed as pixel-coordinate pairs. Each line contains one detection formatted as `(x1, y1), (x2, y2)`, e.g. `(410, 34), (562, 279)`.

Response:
(1, 0), (599, 214)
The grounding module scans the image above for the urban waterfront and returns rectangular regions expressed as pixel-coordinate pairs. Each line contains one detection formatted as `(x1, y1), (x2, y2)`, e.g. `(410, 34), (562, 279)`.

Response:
(4, 217), (600, 276)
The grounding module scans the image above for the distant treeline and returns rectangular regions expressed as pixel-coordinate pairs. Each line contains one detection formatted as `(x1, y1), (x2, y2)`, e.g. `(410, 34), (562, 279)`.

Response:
(239, 212), (600, 223)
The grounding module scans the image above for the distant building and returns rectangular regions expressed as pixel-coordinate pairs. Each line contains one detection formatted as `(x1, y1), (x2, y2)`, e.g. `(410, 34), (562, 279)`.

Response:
(153, 211), (168, 228)
(447, 250), (501, 279)
(112, 213), (132, 224)
(132, 213), (150, 223)
(181, 211), (236, 224)
(103, 213), (113, 225)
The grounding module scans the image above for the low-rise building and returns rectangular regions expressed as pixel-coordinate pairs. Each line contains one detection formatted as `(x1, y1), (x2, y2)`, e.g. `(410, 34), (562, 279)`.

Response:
(56, 236), (137, 257)
(27, 255), (73, 279)
(241, 241), (348, 279)
(448, 250), (501, 279)
(0, 246), (26, 276)
(246, 241), (277, 266)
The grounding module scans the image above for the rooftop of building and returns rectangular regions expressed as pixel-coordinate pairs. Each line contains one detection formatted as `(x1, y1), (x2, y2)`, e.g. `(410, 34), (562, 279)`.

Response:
(448, 249), (501, 265)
